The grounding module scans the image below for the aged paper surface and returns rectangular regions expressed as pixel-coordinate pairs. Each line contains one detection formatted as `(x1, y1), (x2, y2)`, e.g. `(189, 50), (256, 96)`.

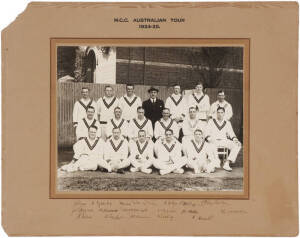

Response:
(2, 2), (298, 236)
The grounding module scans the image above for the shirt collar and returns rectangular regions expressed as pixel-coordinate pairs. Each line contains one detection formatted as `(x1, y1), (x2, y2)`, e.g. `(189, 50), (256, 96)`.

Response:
(87, 137), (96, 143)
(136, 117), (146, 122)
(161, 118), (171, 123)
(172, 93), (181, 98)
(111, 137), (122, 142)
(125, 94), (135, 99)
(137, 140), (146, 145)
(103, 96), (114, 101)
(216, 119), (225, 124)
(85, 117), (94, 122)
(162, 138), (176, 145)
(194, 92), (204, 98)
(81, 98), (91, 102)
(217, 100), (227, 105)
(113, 117), (123, 122)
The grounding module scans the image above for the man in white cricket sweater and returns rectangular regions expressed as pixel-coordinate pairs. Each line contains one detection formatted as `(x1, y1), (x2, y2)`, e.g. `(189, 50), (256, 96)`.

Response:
(119, 84), (142, 122)
(206, 107), (241, 171)
(97, 85), (119, 139)
(106, 106), (129, 140)
(153, 129), (187, 175)
(73, 87), (97, 128)
(210, 90), (233, 121)
(187, 82), (210, 121)
(182, 129), (220, 174)
(129, 130), (154, 174)
(128, 106), (153, 141)
(75, 106), (101, 140)
(165, 84), (187, 125)
(182, 106), (207, 143)
(59, 126), (108, 172)
(154, 108), (179, 140)
(104, 127), (130, 173)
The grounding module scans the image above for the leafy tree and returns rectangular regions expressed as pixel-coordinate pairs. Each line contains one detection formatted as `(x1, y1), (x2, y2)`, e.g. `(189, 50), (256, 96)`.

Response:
(183, 47), (230, 88)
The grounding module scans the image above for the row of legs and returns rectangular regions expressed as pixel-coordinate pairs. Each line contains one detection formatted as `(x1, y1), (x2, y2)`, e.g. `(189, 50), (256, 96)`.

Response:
(59, 155), (235, 175)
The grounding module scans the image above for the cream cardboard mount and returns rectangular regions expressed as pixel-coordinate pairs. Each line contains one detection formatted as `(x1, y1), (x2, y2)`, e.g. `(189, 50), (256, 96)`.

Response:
(1, 2), (298, 236)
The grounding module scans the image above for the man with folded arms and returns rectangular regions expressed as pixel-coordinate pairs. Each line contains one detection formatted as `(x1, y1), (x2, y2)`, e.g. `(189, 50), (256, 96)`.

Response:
(97, 85), (119, 138)
(165, 84), (187, 125)
(73, 87), (97, 128)
(206, 107), (241, 171)
(59, 126), (109, 172)
(183, 129), (220, 174)
(187, 82), (210, 121)
(129, 130), (154, 174)
(128, 106), (153, 141)
(76, 106), (101, 140)
(104, 127), (130, 173)
(154, 108), (179, 140)
(106, 106), (129, 140)
(119, 84), (142, 122)
(153, 129), (187, 175)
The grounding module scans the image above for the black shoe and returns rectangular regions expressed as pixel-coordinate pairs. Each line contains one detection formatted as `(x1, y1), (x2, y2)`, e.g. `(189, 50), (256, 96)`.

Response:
(117, 169), (125, 174)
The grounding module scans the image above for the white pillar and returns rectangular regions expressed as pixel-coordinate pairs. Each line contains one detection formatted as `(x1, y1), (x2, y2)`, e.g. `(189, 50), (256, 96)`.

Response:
(94, 47), (116, 84)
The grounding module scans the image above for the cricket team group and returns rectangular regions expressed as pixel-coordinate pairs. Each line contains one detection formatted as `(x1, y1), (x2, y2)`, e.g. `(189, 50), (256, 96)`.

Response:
(59, 82), (242, 175)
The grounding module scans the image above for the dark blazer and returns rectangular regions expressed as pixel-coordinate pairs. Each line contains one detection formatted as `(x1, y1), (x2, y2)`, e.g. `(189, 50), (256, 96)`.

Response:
(142, 98), (164, 128)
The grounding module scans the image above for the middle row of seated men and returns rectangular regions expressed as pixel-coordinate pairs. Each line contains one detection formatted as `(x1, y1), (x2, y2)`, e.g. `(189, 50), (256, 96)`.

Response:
(61, 105), (242, 174)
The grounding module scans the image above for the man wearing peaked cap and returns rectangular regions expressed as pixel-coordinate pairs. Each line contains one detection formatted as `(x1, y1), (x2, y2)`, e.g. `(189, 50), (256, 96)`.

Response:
(142, 87), (164, 132)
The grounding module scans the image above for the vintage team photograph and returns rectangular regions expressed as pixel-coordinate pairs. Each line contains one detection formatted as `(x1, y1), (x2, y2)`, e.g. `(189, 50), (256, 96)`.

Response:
(53, 42), (247, 195)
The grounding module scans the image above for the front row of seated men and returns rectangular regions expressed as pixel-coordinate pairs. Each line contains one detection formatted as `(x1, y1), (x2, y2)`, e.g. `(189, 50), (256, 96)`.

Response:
(60, 107), (241, 175)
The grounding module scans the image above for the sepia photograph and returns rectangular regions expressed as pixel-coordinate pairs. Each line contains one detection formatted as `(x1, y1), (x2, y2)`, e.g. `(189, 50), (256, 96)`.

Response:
(53, 41), (247, 195)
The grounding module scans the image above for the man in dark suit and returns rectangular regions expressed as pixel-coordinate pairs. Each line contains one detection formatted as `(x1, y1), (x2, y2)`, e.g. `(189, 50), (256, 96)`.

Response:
(142, 87), (164, 130)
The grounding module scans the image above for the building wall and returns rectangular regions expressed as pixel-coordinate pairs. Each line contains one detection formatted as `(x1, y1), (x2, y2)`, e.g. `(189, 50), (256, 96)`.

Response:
(57, 46), (243, 89)
(116, 47), (243, 89)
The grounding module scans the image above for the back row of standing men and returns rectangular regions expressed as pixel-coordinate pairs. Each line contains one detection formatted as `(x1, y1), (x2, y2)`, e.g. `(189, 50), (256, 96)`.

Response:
(66, 82), (241, 174)
(73, 83), (233, 128)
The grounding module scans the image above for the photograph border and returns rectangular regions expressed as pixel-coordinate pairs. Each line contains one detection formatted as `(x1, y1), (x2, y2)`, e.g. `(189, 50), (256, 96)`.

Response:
(50, 38), (250, 199)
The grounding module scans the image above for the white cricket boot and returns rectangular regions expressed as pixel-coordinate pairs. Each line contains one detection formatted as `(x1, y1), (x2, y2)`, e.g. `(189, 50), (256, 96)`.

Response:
(223, 160), (232, 171)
